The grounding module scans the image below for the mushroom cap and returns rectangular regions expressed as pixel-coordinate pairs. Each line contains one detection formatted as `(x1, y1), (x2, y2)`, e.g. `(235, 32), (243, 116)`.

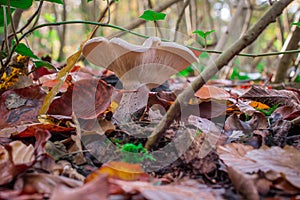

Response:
(82, 37), (198, 89)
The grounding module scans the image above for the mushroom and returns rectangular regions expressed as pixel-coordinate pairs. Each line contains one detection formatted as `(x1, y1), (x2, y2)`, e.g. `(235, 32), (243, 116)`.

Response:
(82, 36), (198, 123)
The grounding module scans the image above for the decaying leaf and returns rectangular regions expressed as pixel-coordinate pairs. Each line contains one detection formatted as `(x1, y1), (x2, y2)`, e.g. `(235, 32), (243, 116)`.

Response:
(48, 79), (113, 119)
(218, 143), (300, 188)
(110, 179), (221, 200)
(0, 86), (46, 128)
(228, 167), (259, 200)
(240, 85), (300, 109)
(50, 174), (107, 200)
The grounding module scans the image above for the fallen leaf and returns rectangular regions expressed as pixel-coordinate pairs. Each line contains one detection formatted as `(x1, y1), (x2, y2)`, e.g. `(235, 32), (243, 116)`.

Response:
(240, 85), (300, 109)
(0, 86), (46, 128)
(15, 173), (82, 196)
(228, 167), (259, 200)
(272, 105), (300, 120)
(50, 174), (107, 200)
(85, 161), (149, 182)
(110, 179), (221, 200)
(218, 143), (300, 188)
(48, 79), (113, 119)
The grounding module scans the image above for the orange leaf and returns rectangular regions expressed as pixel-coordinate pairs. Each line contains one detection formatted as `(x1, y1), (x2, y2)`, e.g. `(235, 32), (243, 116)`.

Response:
(249, 101), (270, 110)
(85, 161), (149, 182)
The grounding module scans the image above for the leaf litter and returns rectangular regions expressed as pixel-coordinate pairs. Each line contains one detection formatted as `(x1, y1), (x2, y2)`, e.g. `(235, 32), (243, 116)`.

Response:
(0, 52), (300, 199)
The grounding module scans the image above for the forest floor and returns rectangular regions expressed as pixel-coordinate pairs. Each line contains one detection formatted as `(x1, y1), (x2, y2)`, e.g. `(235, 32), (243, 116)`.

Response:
(0, 60), (299, 200)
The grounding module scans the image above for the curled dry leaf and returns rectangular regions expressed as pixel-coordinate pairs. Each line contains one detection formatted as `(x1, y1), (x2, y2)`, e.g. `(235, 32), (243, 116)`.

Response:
(217, 143), (300, 188)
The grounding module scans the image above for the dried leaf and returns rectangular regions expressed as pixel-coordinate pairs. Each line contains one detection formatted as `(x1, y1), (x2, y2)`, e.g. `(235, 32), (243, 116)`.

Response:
(15, 173), (82, 196)
(218, 143), (300, 188)
(240, 86), (300, 109)
(228, 167), (259, 200)
(48, 79), (113, 119)
(50, 174), (108, 200)
(85, 161), (149, 182)
(0, 86), (46, 128)
(110, 179), (220, 200)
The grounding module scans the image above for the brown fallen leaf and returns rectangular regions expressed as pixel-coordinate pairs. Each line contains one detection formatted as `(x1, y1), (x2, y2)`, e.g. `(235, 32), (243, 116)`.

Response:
(48, 78), (113, 119)
(218, 143), (300, 189)
(50, 174), (108, 200)
(227, 167), (259, 200)
(240, 85), (300, 109)
(0, 86), (46, 128)
(110, 179), (221, 200)
(15, 173), (82, 196)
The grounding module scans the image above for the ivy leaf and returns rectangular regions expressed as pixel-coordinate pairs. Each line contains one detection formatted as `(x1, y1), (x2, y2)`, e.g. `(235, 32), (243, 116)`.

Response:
(15, 43), (39, 60)
(0, 0), (33, 9)
(33, 60), (57, 71)
(139, 10), (166, 21)
(292, 22), (300, 28)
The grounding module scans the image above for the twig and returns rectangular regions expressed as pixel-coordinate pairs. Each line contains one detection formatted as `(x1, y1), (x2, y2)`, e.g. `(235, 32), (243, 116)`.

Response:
(174, 0), (190, 42)
(145, 0), (294, 149)
(3, 20), (300, 68)
(7, 1), (19, 45)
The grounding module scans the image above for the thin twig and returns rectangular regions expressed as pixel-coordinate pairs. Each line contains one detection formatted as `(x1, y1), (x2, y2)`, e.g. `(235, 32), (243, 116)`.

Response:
(7, 0), (19, 44)
(3, 20), (300, 68)
(174, 0), (190, 42)
(2, 6), (9, 53)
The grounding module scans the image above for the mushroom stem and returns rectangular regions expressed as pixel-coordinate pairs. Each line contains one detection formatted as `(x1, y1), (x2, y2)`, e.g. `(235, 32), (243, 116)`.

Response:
(113, 84), (149, 123)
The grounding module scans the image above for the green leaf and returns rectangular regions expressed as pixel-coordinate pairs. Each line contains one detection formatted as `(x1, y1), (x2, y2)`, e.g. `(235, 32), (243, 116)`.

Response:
(87, 0), (92, 2)
(139, 9), (166, 21)
(193, 30), (205, 38)
(33, 60), (56, 71)
(193, 29), (215, 39)
(44, 0), (63, 4)
(0, 0), (33, 9)
(205, 29), (215, 37)
(15, 43), (39, 59)
(292, 22), (300, 28)
(0, 7), (15, 26)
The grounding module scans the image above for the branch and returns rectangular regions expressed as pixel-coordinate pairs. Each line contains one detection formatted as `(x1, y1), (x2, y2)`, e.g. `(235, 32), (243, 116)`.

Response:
(112, 0), (182, 37)
(145, 0), (294, 149)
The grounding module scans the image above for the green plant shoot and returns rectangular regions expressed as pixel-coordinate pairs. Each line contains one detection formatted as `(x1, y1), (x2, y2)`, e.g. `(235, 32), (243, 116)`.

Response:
(292, 22), (300, 28)
(192, 29), (215, 48)
(119, 143), (155, 163)
(139, 9), (166, 36)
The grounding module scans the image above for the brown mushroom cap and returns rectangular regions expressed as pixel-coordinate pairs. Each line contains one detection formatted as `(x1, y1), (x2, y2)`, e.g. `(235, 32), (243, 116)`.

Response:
(82, 37), (198, 89)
